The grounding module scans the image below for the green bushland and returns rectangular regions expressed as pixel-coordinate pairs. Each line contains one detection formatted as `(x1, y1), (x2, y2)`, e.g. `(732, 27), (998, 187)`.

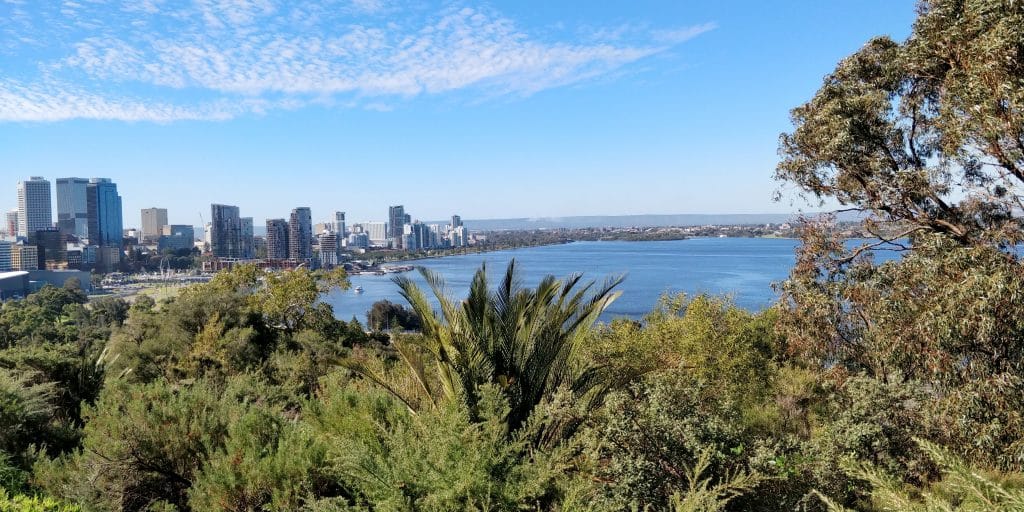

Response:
(4, 0), (1024, 509)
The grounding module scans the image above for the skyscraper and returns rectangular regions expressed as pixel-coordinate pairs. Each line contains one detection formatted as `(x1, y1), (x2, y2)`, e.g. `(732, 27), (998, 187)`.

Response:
(240, 217), (254, 259)
(266, 219), (289, 260)
(210, 204), (241, 258)
(334, 211), (346, 237)
(140, 207), (168, 243)
(451, 214), (463, 229)
(4, 210), (16, 238)
(16, 177), (52, 238)
(56, 178), (89, 238)
(86, 178), (123, 247)
(158, 225), (195, 252)
(288, 207), (312, 261)
(388, 205), (405, 248)
(0, 241), (10, 271)
(33, 228), (64, 268)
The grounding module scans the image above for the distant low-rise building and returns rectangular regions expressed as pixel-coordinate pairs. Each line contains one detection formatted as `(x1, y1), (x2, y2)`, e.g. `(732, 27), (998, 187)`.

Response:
(28, 270), (91, 293)
(0, 271), (29, 299)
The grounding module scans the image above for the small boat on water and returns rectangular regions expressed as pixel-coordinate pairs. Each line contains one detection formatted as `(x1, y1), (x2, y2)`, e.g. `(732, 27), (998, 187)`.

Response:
(353, 286), (364, 293)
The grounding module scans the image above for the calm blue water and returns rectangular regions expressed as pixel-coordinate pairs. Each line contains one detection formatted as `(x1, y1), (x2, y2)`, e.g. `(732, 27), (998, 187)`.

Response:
(324, 238), (804, 323)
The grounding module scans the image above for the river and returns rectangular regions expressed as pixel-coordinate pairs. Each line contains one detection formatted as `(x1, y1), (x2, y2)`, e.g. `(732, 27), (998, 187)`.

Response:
(323, 237), (806, 323)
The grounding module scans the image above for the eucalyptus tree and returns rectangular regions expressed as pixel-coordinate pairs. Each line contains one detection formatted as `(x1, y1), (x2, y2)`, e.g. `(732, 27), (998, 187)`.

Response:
(776, 0), (1024, 471)
(777, 0), (1024, 246)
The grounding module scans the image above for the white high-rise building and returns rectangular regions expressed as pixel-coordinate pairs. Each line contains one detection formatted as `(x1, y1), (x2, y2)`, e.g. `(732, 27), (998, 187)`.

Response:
(361, 221), (388, 246)
(17, 177), (52, 237)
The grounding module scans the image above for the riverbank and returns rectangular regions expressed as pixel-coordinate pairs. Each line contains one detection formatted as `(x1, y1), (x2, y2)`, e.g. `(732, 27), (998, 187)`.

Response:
(355, 238), (573, 264)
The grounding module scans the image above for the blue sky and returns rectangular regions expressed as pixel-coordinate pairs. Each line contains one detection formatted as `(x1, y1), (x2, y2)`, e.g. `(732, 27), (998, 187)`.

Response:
(0, 0), (917, 226)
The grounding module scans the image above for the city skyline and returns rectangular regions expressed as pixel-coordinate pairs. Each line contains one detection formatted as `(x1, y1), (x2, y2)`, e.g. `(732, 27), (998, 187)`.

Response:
(0, 1), (918, 222)
(7, 174), (532, 231)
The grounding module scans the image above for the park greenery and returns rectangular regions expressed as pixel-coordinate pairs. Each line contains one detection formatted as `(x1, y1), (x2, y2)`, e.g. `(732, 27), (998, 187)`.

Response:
(3, 0), (1024, 509)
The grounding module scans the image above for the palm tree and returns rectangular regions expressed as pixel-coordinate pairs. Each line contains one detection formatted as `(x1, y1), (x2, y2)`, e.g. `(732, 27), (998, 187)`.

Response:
(348, 260), (624, 440)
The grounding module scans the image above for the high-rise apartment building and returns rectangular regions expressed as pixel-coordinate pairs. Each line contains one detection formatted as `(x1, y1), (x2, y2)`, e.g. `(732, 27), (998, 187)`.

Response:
(388, 205), (405, 248)
(318, 232), (339, 267)
(140, 208), (168, 243)
(404, 221), (434, 251)
(334, 211), (346, 237)
(17, 177), (52, 238)
(240, 217), (254, 259)
(288, 207), (312, 261)
(56, 178), (89, 238)
(210, 204), (241, 258)
(266, 219), (289, 260)
(86, 178), (123, 247)
(450, 226), (468, 248)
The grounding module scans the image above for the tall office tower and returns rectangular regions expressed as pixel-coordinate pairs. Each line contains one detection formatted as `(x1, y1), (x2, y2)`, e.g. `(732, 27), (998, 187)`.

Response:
(4, 210), (16, 238)
(140, 208), (168, 243)
(388, 205), (405, 247)
(86, 178), (123, 247)
(334, 211), (346, 237)
(0, 241), (10, 271)
(56, 178), (89, 238)
(288, 207), (313, 260)
(210, 204), (241, 258)
(158, 225), (195, 252)
(17, 177), (52, 238)
(240, 217), (254, 259)
(451, 214), (462, 229)
(33, 228), (64, 268)
(266, 219), (289, 260)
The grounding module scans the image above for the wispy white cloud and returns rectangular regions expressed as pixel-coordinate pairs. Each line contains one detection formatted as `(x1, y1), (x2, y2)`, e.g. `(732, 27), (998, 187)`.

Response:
(0, 1), (714, 122)
(0, 79), (242, 122)
(652, 22), (717, 44)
